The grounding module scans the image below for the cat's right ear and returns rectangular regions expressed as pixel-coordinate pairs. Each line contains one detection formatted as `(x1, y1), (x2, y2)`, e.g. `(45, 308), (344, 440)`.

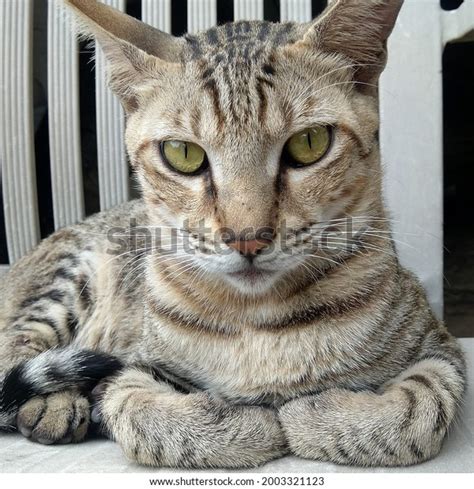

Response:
(295, 0), (404, 91)
(63, 0), (184, 112)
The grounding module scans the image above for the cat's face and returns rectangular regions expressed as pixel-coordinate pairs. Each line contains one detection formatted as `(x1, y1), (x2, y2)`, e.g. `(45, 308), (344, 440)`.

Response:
(66, 0), (403, 295)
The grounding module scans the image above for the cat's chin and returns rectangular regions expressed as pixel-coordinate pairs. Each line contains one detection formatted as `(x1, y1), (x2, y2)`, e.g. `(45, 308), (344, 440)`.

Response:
(224, 267), (279, 295)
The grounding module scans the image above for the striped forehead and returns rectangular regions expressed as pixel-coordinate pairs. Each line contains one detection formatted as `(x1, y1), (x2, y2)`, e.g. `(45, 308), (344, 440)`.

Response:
(183, 21), (299, 64)
(182, 21), (300, 133)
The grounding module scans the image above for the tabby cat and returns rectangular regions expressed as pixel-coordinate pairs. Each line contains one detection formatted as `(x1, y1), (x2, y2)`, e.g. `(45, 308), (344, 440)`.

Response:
(0, 0), (466, 469)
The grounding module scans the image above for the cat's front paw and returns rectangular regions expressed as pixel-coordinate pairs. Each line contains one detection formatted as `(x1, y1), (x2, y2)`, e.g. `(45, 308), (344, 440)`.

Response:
(17, 391), (90, 445)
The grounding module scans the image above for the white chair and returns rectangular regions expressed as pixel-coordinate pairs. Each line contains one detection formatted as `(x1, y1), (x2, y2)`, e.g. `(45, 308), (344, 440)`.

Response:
(1, 0), (474, 322)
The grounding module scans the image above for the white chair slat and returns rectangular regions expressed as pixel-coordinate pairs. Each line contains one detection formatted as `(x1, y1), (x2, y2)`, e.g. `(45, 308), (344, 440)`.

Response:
(0, 0), (40, 263)
(280, 0), (312, 22)
(95, 0), (129, 211)
(234, 0), (264, 21)
(187, 0), (217, 34)
(380, 0), (445, 317)
(48, 0), (85, 230)
(142, 0), (172, 32)
(442, 0), (474, 45)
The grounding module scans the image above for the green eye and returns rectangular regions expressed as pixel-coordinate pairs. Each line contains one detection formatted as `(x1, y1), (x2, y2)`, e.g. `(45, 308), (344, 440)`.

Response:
(161, 140), (207, 174)
(286, 126), (332, 166)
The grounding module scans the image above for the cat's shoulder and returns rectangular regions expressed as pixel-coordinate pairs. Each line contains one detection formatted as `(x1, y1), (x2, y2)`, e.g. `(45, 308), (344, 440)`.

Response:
(79, 198), (148, 230)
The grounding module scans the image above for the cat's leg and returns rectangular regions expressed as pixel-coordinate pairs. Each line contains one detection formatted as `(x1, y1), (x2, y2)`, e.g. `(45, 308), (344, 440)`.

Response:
(0, 231), (95, 368)
(279, 328), (466, 467)
(0, 231), (117, 439)
(97, 368), (288, 468)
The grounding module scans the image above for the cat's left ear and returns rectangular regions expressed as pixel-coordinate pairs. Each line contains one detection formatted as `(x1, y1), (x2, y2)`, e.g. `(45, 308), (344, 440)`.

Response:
(64, 0), (184, 111)
(298, 0), (404, 90)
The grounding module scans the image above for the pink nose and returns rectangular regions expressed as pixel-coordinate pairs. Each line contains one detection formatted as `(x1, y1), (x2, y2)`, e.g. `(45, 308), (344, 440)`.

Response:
(227, 239), (272, 257)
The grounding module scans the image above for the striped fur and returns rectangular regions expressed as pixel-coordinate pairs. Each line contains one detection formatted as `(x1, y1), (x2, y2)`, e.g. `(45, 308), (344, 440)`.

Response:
(0, 0), (466, 468)
(0, 348), (122, 430)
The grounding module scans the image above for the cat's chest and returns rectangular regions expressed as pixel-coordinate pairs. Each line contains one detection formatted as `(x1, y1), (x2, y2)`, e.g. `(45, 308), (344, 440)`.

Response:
(143, 323), (337, 404)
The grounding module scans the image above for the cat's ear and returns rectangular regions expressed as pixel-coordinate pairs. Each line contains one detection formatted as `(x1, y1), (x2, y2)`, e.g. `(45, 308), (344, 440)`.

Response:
(64, 0), (184, 111)
(299, 0), (404, 90)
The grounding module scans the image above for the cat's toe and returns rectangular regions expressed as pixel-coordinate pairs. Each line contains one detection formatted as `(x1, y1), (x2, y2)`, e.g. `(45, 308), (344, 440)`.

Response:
(17, 396), (44, 438)
(17, 391), (90, 444)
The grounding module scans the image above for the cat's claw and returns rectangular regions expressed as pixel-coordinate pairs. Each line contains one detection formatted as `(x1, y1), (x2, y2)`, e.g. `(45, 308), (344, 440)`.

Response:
(90, 382), (108, 424)
(90, 407), (102, 424)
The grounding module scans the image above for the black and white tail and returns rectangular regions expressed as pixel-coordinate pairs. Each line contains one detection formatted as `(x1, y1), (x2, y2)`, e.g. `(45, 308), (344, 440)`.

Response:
(0, 348), (123, 429)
